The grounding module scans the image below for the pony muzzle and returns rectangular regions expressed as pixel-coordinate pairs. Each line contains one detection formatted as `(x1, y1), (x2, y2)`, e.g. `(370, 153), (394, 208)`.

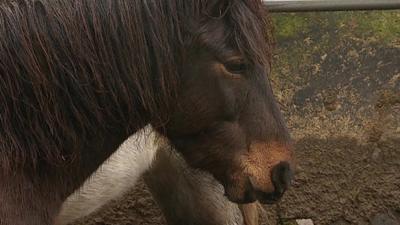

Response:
(226, 142), (294, 204)
(251, 161), (293, 204)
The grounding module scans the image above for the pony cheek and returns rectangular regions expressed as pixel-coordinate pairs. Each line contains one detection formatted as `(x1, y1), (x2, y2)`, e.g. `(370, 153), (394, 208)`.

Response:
(169, 122), (248, 176)
(168, 137), (206, 166)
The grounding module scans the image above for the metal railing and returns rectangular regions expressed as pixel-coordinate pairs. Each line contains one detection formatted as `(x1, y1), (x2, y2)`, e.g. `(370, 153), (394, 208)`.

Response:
(263, 0), (400, 12)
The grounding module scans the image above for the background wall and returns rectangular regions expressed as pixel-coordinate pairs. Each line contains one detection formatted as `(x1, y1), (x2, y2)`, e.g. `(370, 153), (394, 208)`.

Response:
(72, 10), (400, 225)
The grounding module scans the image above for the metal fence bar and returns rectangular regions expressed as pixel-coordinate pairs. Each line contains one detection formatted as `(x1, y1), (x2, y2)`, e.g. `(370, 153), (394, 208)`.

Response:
(263, 0), (400, 12)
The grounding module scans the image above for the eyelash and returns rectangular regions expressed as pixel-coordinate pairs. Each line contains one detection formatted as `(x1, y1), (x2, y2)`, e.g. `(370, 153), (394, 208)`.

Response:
(224, 61), (248, 75)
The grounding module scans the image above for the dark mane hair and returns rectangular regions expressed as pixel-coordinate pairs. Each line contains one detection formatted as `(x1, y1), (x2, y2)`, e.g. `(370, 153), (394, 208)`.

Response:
(0, 0), (272, 172)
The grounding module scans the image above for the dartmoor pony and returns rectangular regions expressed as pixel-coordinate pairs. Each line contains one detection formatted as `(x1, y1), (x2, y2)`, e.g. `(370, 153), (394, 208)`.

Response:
(57, 126), (258, 225)
(0, 1), (293, 225)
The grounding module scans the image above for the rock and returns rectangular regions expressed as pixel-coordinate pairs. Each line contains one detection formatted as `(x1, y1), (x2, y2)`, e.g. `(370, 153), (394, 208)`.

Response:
(371, 213), (400, 225)
(330, 218), (350, 225)
(296, 219), (314, 225)
(371, 148), (382, 161)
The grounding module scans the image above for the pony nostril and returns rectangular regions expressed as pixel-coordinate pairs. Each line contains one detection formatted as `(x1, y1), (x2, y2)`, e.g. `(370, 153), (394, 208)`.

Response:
(271, 161), (293, 194)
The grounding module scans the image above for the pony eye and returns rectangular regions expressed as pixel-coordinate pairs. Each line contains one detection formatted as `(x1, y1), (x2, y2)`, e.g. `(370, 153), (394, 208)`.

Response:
(224, 60), (248, 75)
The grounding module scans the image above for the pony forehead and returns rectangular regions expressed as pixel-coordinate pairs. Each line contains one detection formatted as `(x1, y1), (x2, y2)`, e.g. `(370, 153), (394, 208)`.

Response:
(189, 0), (273, 66)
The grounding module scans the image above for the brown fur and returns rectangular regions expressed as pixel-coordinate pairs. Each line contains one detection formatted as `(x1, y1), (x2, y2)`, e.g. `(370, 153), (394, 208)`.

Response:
(0, 0), (290, 224)
(0, 0), (180, 172)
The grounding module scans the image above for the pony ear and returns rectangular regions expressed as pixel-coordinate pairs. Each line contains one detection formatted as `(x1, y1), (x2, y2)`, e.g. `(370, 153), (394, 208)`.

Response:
(206, 0), (231, 18)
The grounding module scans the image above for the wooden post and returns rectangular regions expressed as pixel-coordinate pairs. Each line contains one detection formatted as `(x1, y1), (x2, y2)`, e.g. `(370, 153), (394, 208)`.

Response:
(263, 0), (400, 12)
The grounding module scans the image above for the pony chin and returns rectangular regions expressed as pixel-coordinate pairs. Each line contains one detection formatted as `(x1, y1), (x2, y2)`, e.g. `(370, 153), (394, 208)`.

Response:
(223, 175), (257, 204)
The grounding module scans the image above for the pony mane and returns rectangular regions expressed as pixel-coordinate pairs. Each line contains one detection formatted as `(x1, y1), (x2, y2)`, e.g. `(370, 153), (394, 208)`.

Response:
(0, 0), (273, 171)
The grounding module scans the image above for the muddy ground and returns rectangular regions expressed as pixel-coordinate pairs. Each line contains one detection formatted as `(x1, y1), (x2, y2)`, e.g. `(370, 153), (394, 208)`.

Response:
(71, 11), (400, 225)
